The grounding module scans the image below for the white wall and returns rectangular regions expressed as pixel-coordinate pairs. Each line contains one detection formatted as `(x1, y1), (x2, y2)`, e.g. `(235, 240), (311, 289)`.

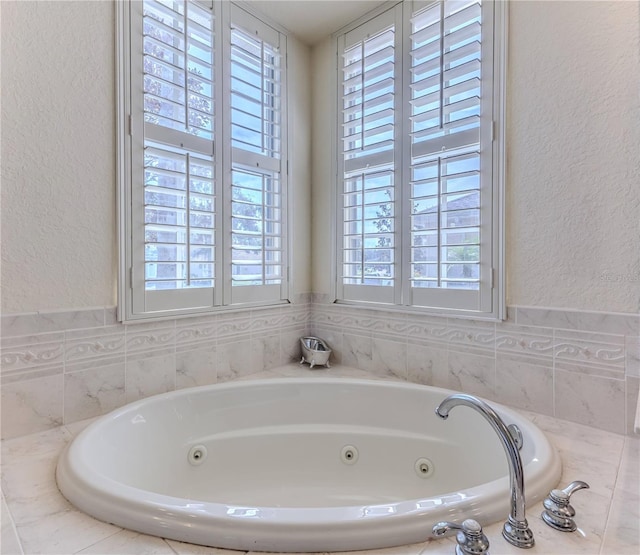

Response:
(0, 0), (312, 314)
(310, 38), (335, 297)
(310, 0), (640, 314)
(287, 33), (313, 300)
(2, 0), (638, 316)
(506, 0), (640, 313)
(1, 1), (117, 313)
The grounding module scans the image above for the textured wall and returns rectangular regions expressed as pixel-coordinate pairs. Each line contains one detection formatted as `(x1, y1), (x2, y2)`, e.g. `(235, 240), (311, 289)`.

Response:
(1, 1), (117, 313)
(287, 34), (313, 298)
(310, 38), (335, 296)
(0, 1), (312, 314)
(310, 0), (640, 314)
(2, 1), (639, 315)
(506, 0), (640, 312)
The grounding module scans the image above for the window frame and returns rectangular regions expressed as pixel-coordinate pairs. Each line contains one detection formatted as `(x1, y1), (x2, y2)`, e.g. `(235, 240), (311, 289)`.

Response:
(117, 0), (290, 322)
(333, 0), (506, 320)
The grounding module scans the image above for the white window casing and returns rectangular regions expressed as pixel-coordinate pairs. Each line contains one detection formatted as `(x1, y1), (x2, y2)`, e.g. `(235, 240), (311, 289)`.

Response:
(335, 0), (506, 319)
(117, 0), (289, 321)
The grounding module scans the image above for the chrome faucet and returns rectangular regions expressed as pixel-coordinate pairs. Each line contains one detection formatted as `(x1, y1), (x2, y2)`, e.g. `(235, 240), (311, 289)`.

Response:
(435, 394), (535, 549)
(433, 519), (490, 555)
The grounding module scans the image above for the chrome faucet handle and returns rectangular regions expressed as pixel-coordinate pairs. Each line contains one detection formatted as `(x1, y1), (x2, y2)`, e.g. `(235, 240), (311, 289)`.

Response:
(433, 519), (490, 555)
(507, 423), (523, 450)
(541, 480), (590, 532)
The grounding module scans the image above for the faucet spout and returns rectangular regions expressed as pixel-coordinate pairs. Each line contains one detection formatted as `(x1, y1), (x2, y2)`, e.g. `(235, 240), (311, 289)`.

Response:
(435, 394), (535, 549)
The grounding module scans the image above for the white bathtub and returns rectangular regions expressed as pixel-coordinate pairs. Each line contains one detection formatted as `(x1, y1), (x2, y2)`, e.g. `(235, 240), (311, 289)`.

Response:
(56, 377), (561, 552)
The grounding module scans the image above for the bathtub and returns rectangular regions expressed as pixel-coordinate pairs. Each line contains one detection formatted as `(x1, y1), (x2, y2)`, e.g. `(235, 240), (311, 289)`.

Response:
(56, 377), (561, 552)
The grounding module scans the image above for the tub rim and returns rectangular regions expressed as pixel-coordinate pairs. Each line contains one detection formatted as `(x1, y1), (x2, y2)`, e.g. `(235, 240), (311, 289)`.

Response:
(56, 376), (562, 551)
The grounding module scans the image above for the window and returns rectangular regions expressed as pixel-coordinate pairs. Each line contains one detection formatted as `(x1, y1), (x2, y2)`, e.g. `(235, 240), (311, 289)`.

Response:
(336, 0), (505, 318)
(229, 9), (286, 304)
(118, 0), (288, 320)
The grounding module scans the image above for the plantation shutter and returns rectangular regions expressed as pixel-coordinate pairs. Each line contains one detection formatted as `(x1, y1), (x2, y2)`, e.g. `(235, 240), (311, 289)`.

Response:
(408, 0), (493, 310)
(228, 5), (287, 304)
(338, 6), (400, 304)
(336, 0), (499, 315)
(122, 0), (290, 320)
(132, 0), (218, 314)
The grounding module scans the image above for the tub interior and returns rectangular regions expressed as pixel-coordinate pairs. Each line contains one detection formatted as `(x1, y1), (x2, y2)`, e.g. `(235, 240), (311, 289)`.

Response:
(80, 380), (522, 506)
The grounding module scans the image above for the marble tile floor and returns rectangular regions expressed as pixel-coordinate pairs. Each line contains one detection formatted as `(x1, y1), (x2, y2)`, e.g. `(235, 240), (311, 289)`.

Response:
(1, 365), (638, 555)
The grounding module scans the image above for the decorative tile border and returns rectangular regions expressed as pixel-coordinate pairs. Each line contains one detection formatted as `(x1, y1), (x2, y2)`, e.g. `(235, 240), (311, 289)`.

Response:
(64, 326), (126, 364)
(0, 303), (310, 439)
(1, 300), (639, 439)
(1, 332), (65, 378)
(624, 335), (640, 378)
(553, 330), (626, 380)
(495, 323), (554, 359)
(311, 302), (640, 436)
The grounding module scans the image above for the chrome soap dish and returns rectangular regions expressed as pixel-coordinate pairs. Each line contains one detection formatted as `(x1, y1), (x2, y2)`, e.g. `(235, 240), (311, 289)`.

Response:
(299, 336), (332, 369)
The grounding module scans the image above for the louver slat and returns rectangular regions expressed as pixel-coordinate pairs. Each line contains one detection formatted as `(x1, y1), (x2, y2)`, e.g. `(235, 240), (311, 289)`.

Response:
(230, 25), (283, 289)
(410, 0), (482, 292)
(230, 28), (281, 159)
(142, 1), (215, 294)
(340, 20), (396, 294)
(143, 140), (215, 289)
(335, 0), (499, 313)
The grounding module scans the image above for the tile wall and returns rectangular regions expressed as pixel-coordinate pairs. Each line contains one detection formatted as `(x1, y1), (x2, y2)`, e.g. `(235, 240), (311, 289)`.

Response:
(2, 295), (639, 439)
(1, 299), (309, 439)
(309, 298), (640, 437)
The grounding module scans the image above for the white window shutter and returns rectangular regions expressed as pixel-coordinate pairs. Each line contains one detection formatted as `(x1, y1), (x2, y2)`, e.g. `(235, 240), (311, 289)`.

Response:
(129, 0), (217, 315)
(336, 0), (503, 316)
(409, 0), (486, 309)
(228, 4), (287, 305)
(121, 0), (289, 320)
(337, 5), (400, 305)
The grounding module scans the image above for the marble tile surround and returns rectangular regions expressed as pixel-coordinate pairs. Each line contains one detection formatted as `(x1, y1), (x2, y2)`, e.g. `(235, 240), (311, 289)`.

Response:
(1, 303), (308, 440)
(1, 299), (639, 439)
(1, 366), (638, 555)
(309, 301), (640, 437)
